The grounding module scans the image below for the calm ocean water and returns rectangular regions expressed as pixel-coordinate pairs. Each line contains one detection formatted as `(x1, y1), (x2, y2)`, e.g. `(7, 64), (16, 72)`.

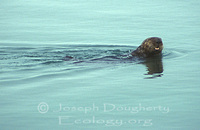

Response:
(0, 0), (200, 130)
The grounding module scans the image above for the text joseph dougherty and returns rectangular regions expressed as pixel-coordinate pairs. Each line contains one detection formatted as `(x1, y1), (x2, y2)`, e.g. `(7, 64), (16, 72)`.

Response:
(52, 103), (169, 114)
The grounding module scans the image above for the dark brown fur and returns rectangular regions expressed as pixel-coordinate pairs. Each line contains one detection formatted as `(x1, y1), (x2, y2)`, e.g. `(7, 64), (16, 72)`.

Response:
(131, 37), (163, 57)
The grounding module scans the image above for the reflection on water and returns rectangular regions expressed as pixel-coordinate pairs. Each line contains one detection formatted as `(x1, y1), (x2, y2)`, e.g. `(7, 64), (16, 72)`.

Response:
(142, 55), (164, 79)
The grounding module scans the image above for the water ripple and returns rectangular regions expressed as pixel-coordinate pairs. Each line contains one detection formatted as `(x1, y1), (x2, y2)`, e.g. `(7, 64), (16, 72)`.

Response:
(0, 45), (187, 80)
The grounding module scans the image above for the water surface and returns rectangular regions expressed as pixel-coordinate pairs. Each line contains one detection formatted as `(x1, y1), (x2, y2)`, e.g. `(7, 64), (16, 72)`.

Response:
(0, 0), (200, 130)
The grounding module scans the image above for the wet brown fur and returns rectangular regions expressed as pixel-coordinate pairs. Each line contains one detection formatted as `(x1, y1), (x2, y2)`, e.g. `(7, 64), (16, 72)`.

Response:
(131, 37), (163, 57)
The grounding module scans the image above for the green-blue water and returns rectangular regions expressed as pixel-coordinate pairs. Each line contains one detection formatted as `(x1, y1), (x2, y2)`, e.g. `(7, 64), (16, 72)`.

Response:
(0, 0), (200, 130)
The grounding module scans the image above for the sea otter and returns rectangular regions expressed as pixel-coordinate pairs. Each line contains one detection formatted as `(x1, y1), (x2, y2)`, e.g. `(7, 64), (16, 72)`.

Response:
(131, 37), (163, 57)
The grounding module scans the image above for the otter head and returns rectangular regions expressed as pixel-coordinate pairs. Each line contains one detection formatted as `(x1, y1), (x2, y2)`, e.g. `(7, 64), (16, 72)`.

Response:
(131, 37), (164, 57)
(141, 37), (163, 56)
